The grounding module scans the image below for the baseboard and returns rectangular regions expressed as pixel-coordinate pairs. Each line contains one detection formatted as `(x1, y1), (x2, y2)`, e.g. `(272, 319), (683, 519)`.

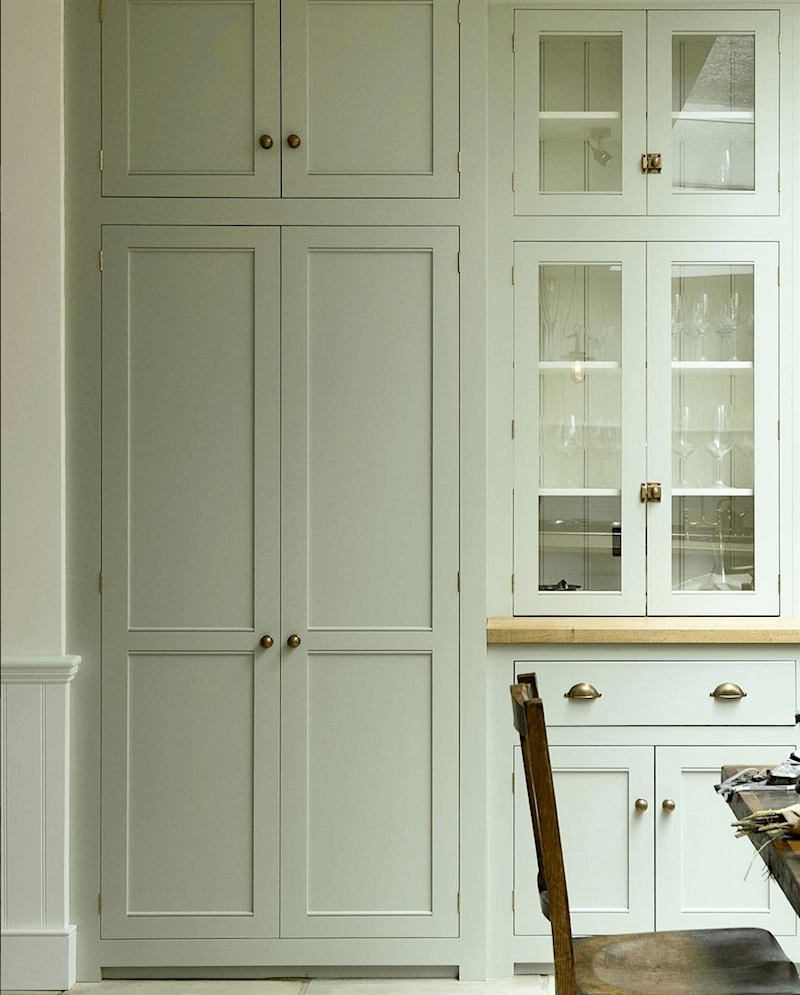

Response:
(1, 927), (77, 991)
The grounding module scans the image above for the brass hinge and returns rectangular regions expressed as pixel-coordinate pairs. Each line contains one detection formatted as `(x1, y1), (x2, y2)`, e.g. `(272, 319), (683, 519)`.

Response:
(511, 573), (515, 594)
(778, 171), (781, 193)
(457, 151), (462, 173)
(511, 171), (516, 192)
(457, 1), (461, 24)
(778, 574), (781, 594)
(512, 32), (515, 53)
(99, 571), (104, 593)
(457, 251), (462, 273)
(457, 891), (462, 913)
(99, 149), (104, 171)
(99, 250), (104, 272)
(99, 0), (103, 22)
(457, 571), (461, 593)
(512, 889), (516, 911)
(511, 265), (515, 285)
(512, 771), (516, 793)
(511, 420), (515, 439)
(98, 893), (103, 914)
(778, 33), (781, 54)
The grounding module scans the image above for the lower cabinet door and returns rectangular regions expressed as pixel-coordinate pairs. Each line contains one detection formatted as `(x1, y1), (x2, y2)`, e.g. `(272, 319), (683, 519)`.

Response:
(279, 227), (461, 938)
(655, 745), (798, 936)
(514, 745), (655, 937)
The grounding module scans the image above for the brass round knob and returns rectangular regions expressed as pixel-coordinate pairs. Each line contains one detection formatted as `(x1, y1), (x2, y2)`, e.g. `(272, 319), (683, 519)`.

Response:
(286, 134), (301, 149)
(259, 634), (273, 649)
(259, 134), (274, 149)
(287, 634), (301, 648)
(662, 799), (676, 812)
(564, 683), (602, 699)
(635, 798), (649, 812)
(710, 682), (747, 699)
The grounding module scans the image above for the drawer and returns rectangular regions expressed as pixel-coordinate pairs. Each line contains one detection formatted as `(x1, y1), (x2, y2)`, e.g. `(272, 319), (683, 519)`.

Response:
(514, 660), (796, 726)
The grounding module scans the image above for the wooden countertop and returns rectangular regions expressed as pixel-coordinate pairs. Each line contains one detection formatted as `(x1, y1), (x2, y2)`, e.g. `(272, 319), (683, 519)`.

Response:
(487, 617), (800, 644)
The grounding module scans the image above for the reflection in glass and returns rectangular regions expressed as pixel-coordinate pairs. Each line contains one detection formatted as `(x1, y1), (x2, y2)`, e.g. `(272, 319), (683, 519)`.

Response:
(539, 34), (622, 193)
(539, 496), (622, 592)
(671, 496), (754, 592)
(672, 34), (755, 193)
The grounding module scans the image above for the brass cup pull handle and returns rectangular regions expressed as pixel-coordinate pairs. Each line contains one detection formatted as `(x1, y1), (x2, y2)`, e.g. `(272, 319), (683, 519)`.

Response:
(287, 634), (302, 648)
(287, 134), (301, 149)
(635, 798), (649, 812)
(564, 683), (602, 699)
(259, 134), (274, 149)
(710, 682), (747, 699)
(259, 634), (274, 649)
(662, 799), (676, 812)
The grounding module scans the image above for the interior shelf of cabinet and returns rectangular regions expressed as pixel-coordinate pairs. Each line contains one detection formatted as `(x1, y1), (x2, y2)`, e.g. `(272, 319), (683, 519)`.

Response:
(672, 361), (753, 372)
(538, 111), (620, 141)
(539, 361), (620, 371)
(672, 487), (754, 497)
(540, 531), (618, 551)
(672, 111), (755, 124)
(539, 487), (620, 497)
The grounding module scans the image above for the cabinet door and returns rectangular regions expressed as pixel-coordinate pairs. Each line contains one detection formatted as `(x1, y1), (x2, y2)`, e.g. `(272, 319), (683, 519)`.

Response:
(656, 746), (797, 936)
(280, 1), (459, 198)
(513, 242), (647, 615)
(646, 11), (779, 217)
(513, 10), (647, 216)
(646, 243), (779, 616)
(101, 0), (281, 197)
(100, 227), (281, 938)
(280, 228), (460, 938)
(513, 746), (654, 937)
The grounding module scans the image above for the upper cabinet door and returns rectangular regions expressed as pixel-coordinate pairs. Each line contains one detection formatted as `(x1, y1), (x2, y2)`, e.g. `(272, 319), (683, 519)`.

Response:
(646, 11), (780, 217)
(513, 10), (647, 216)
(102, 0), (281, 197)
(280, 0), (459, 198)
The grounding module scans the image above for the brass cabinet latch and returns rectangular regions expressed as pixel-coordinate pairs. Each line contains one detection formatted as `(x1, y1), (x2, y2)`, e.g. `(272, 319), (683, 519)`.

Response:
(641, 153), (663, 174)
(640, 482), (662, 503)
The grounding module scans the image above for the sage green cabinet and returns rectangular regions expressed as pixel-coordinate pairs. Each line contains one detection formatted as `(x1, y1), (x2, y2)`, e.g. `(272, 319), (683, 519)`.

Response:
(100, 225), (461, 942)
(101, 0), (460, 198)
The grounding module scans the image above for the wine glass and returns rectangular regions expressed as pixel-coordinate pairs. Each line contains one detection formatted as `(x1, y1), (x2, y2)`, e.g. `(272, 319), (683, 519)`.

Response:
(705, 403), (733, 487)
(588, 323), (613, 362)
(539, 275), (560, 361)
(591, 420), (620, 487)
(671, 405), (696, 487)
(688, 293), (711, 361)
(671, 293), (686, 361)
(554, 414), (583, 486)
(716, 293), (740, 361)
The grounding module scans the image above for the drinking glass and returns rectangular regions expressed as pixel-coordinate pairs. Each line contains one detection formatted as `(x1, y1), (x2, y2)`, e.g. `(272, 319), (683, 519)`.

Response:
(591, 421), (620, 486)
(672, 405), (696, 487)
(671, 293), (686, 361)
(540, 275), (560, 361)
(705, 403), (733, 487)
(688, 293), (711, 361)
(716, 294), (740, 361)
(554, 414), (583, 486)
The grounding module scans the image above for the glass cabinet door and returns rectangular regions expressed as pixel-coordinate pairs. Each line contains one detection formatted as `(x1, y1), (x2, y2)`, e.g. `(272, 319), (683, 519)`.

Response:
(513, 243), (646, 615)
(513, 11), (646, 216)
(646, 11), (779, 216)
(646, 243), (779, 615)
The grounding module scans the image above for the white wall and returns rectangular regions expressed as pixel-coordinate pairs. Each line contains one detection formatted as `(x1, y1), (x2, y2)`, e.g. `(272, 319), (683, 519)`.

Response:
(1, 0), (66, 657)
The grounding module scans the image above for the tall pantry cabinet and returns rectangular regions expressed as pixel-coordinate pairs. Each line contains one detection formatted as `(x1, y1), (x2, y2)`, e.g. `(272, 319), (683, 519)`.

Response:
(68, 0), (478, 978)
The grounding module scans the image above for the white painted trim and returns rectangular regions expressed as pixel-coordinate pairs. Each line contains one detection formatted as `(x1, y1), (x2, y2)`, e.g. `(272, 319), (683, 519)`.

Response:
(1, 926), (77, 991)
(1, 655), (80, 684)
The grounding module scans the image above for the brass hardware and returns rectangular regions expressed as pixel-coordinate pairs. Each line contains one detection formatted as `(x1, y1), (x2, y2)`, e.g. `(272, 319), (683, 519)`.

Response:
(635, 798), (649, 812)
(662, 798), (676, 812)
(287, 134), (301, 148)
(641, 152), (663, 174)
(710, 682), (747, 699)
(640, 482), (662, 503)
(259, 134), (274, 149)
(287, 634), (301, 648)
(565, 682), (602, 699)
(259, 635), (274, 649)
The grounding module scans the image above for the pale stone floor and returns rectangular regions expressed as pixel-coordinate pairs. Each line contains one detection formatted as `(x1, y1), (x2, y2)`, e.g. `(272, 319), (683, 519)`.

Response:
(7, 977), (554, 995)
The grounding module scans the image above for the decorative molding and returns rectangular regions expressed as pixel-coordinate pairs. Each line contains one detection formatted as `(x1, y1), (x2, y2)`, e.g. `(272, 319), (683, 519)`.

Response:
(1, 655), (81, 684)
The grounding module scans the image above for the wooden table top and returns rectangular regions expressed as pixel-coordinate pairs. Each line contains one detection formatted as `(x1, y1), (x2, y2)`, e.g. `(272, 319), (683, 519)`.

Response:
(721, 766), (800, 917)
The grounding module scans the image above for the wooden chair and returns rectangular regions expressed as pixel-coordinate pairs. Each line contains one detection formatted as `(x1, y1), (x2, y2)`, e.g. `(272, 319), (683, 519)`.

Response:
(511, 673), (800, 995)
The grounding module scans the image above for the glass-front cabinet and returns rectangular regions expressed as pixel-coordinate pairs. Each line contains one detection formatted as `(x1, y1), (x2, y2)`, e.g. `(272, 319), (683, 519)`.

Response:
(513, 10), (779, 216)
(513, 242), (779, 616)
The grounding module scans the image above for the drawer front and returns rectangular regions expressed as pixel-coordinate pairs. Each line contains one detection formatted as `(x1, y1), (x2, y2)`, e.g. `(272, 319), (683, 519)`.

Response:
(514, 660), (796, 726)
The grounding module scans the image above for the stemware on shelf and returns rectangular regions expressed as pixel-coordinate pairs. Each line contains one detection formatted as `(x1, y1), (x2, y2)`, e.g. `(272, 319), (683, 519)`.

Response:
(671, 404), (696, 487)
(671, 292), (686, 361)
(554, 414), (584, 486)
(704, 402), (733, 487)
(591, 420), (620, 486)
(715, 293), (741, 361)
(539, 275), (560, 361)
(688, 293), (711, 361)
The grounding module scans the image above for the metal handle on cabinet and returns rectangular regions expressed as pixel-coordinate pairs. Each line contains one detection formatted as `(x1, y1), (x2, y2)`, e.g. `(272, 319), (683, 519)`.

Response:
(564, 683), (602, 699)
(259, 634), (274, 649)
(635, 798), (649, 812)
(287, 134), (301, 149)
(287, 634), (301, 648)
(710, 682), (747, 699)
(259, 134), (274, 149)
(662, 799), (676, 812)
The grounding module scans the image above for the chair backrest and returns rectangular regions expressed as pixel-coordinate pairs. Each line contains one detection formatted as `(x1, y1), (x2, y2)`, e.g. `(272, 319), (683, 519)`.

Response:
(511, 673), (577, 995)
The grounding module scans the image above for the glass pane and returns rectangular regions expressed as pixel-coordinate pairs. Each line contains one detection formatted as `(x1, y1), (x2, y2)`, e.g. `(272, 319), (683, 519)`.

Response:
(539, 34), (622, 193)
(671, 263), (755, 593)
(538, 263), (623, 594)
(671, 34), (755, 193)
